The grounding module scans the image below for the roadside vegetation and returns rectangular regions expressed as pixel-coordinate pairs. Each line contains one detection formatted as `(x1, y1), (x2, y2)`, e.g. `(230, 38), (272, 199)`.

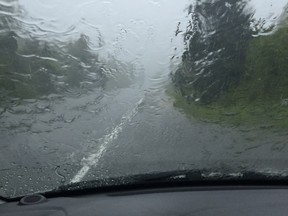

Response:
(169, 0), (288, 129)
(0, 0), (134, 107)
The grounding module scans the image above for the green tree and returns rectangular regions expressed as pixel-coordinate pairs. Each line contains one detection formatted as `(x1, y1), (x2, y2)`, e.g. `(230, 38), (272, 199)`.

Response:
(0, 0), (21, 96)
(0, 0), (21, 31)
(67, 34), (96, 64)
(172, 0), (254, 104)
(0, 2), (116, 101)
(64, 34), (101, 87)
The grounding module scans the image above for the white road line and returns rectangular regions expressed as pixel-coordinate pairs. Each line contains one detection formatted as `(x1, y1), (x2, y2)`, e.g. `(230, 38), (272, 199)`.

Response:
(70, 98), (144, 183)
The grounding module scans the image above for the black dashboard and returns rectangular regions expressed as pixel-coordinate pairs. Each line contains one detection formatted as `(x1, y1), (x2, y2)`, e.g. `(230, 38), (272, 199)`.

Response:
(1, 186), (288, 216)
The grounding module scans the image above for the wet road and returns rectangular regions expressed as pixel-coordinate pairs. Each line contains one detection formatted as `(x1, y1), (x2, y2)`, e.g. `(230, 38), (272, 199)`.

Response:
(1, 75), (288, 198)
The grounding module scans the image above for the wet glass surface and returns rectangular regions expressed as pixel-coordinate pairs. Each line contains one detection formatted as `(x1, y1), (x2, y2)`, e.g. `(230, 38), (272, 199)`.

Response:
(1, 0), (288, 198)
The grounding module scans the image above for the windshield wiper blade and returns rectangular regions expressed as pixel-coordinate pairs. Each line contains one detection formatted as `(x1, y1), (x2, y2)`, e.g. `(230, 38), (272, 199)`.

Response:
(2, 170), (288, 202)
(53, 170), (203, 191)
(130, 170), (203, 183)
(127, 170), (288, 183)
(56, 169), (288, 190)
(36, 169), (288, 199)
(40, 170), (201, 198)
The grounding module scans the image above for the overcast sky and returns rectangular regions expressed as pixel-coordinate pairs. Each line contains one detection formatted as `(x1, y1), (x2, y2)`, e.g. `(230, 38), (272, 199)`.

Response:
(18, 0), (288, 75)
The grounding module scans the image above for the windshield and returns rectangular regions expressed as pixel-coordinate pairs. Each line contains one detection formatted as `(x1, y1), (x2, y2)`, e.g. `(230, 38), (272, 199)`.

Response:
(1, 0), (288, 199)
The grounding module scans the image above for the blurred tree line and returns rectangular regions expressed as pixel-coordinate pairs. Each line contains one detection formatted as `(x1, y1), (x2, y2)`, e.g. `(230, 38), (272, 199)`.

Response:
(0, 0), (127, 101)
(171, 0), (288, 105)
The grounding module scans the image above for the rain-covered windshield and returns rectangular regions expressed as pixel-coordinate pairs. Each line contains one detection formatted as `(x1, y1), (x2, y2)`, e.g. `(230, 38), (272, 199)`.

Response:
(1, 0), (288, 199)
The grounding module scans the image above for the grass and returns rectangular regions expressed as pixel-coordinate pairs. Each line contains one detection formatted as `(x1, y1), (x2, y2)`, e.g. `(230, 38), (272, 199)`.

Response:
(166, 84), (288, 130)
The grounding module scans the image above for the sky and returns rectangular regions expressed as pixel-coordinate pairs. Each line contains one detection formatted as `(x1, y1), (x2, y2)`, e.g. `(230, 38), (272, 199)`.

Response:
(18, 0), (288, 75)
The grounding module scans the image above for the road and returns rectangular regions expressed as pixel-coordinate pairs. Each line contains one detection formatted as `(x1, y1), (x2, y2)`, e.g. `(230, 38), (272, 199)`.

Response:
(1, 74), (288, 198)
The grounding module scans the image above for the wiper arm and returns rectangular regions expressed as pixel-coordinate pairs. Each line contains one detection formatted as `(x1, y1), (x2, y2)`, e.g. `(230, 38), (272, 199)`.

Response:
(52, 170), (202, 191)
(40, 169), (288, 199)
(41, 170), (202, 198)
